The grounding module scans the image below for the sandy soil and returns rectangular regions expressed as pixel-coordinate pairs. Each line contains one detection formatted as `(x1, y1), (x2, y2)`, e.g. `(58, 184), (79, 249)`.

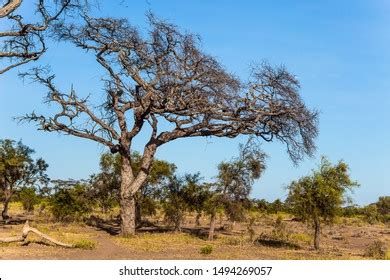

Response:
(1, 214), (389, 260)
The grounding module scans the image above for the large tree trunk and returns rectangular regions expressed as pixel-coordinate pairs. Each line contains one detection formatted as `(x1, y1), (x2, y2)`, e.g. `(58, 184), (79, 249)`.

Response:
(2, 188), (12, 222)
(119, 155), (136, 237)
(208, 209), (217, 241)
(119, 142), (157, 236)
(314, 217), (321, 250)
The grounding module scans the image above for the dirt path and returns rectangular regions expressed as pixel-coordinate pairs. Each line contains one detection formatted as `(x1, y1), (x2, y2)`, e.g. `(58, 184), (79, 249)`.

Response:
(76, 229), (130, 259)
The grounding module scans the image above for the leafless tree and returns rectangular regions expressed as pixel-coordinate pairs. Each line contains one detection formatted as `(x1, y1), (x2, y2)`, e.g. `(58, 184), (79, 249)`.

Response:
(0, 0), (87, 74)
(20, 14), (318, 236)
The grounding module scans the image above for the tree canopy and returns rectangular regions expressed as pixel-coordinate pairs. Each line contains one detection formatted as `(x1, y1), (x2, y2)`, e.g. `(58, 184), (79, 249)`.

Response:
(18, 13), (318, 235)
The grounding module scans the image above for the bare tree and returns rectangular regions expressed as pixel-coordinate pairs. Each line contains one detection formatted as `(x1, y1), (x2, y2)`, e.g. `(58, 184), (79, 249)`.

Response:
(0, 0), (86, 74)
(20, 14), (318, 236)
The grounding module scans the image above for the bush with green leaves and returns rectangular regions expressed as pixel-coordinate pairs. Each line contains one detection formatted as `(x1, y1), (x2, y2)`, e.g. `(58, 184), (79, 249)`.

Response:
(362, 204), (381, 224)
(50, 184), (94, 222)
(376, 196), (390, 216)
(18, 187), (41, 212)
(161, 176), (189, 232)
(199, 244), (213, 255)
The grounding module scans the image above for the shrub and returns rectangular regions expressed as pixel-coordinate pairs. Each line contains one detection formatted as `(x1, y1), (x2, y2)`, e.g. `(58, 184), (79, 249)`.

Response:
(50, 184), (94, 222)
(274, 215), (285, 232)
(290, 233), (312, 245)
(18, 187), (41, 212)
(247, 213), (259, 242)
(362, 205), (381, 224)
(376, 196), (390, 215)
(199, 244), (213, 255)
(364, 240), (387, 259)
(74, 239), (97, 250)
(255, 232), (301, 249)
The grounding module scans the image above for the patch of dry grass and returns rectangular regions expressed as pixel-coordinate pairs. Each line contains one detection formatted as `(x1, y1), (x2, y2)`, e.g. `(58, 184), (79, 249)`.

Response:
(115, 232), (207, 253)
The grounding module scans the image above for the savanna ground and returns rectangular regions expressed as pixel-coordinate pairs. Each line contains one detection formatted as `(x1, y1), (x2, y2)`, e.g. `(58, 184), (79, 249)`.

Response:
(1, 202), (389, 260)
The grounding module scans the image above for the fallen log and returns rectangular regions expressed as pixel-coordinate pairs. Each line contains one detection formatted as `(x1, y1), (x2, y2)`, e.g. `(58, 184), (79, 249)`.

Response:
(0, 220), (73, 248)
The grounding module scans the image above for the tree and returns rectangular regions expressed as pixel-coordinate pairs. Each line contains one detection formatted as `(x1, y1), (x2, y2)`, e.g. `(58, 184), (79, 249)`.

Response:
(17, 186), (41, 212)
(90, 151), (175, 224)
(0, 139), (48, 222)
(268, 199), (284, 214)
(0, 0), (88, 75)
(89, 153), (121, 213)
(376, 196), (390, 216)
(161, 173), (210, 231)
(181, 173), (210, 226)
(286, 157), (358, 249)
(20, 14), (318, 236)
(160, 175), (187, 232)
(208, 140), (267, 240)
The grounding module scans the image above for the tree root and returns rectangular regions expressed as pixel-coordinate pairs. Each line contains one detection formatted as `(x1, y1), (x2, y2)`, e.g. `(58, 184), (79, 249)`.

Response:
(0, 220), (73, 248)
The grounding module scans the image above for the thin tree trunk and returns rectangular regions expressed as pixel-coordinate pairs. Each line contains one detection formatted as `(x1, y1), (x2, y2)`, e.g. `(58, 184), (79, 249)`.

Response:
(314, 217), (321, 250)
(2, 188), (12, 222)
(174, 217), (182, 232)
(195, 212), (201, 226)
(208, 209), (217, 241)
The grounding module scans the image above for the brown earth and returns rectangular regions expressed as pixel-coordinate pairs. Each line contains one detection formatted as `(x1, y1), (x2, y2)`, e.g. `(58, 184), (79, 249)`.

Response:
(1, 206), (389, 260)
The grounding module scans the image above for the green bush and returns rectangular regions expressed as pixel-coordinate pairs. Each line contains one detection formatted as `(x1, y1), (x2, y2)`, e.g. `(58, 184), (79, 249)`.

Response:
(50, 184), (94, 222)
(18, 187), (41, 212)
(74, 239), (97, 250)
(199, 244), (213, 255)
(364, 240), (387, 259)
(362, 205), (381, 224)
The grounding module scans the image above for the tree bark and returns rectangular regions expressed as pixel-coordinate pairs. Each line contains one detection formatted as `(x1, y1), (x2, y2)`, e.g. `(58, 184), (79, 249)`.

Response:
(0, 0), (22, 18)
(135, 197), (142, 228)
(2, 188), (12, 222)
(208, 209), (217, 241)
(314, 217), (321, 250)
(174, 217), (182, 232)
(119, 142), (157, 236)
(195, 212), (201, 226)
(119, 154), (136, 237)
(120, 194), (136, 236)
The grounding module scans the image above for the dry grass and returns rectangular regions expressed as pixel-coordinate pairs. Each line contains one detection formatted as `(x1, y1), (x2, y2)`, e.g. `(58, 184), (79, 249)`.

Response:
(1, 207), (390, 259)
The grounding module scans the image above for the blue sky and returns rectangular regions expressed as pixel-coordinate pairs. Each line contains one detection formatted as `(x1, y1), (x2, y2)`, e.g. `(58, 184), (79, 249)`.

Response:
(0, 0), (389, 205)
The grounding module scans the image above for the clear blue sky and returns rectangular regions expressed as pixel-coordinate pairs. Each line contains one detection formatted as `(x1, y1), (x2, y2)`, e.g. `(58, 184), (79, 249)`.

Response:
(1, 0), (389, 205)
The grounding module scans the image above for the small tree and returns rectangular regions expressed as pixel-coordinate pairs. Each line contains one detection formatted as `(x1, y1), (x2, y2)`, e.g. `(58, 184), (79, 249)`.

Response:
(208, 140), (267, 240)
(286, 157), (358, 249)
(0, 139), (48, 222)
(181, 173), (210, 226)
(362, 204), (380, 224)
(18, 186), (41, 212)
(376, 196), (390, 216)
